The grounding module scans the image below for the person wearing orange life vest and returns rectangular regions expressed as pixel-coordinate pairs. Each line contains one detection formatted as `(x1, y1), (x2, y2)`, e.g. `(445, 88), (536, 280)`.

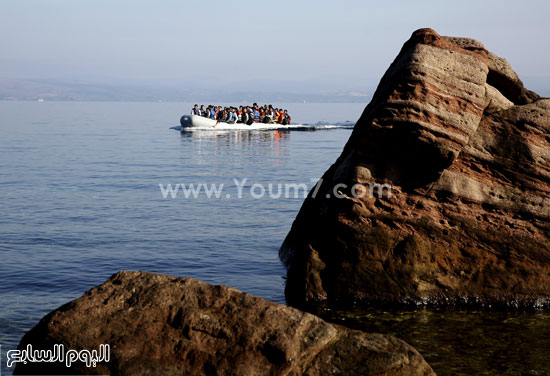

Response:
(274, 108), (280, 123)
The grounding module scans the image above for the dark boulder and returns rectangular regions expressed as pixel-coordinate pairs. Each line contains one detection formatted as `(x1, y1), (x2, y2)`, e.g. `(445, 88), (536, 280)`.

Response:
(280, 28), (550, 308)
(15, 271), (435, 375)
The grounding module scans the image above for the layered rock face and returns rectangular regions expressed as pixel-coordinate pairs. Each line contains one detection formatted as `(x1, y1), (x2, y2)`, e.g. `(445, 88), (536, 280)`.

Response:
(280, 28), (550, 307)
(15, 271), (434, 375)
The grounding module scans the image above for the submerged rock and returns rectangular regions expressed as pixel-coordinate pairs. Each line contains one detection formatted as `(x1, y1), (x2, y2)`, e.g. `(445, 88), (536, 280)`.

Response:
(15, 271), (434, 375)
(280, 28), (550, 308)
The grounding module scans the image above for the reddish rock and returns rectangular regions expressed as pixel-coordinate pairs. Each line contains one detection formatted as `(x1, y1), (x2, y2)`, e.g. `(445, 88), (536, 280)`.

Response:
(280, 28), (550, 308)
(15, 271), (435, 375)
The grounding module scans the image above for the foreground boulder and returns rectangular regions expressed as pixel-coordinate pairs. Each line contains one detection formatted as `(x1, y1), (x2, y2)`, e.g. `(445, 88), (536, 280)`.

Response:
(15, 271), (434, 375)
(280, 28), (550, 308)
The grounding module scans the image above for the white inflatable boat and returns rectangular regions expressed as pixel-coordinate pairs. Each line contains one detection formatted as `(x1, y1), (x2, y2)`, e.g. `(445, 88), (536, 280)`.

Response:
(180, 114), (297, 130)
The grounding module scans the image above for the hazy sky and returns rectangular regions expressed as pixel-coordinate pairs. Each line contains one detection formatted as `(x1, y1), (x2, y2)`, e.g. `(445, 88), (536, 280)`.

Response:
(1, 0), (549, 91)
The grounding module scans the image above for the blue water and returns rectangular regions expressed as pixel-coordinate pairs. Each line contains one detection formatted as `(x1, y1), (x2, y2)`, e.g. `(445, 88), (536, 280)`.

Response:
(2, 101), (549, 376)
(0, 101), (360, 374)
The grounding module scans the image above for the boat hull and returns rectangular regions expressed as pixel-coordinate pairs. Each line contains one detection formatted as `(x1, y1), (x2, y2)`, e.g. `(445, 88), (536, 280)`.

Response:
(179, 114), (305, 131)
(180, 114), (220, 128)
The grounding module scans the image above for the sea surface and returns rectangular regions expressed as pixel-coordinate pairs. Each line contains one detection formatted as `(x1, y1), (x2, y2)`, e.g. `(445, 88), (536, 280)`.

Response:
(1, 101), (549, 375)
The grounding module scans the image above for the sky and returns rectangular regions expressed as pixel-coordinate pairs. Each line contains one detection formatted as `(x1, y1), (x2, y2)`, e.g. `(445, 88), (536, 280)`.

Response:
(1, 0), (549, 93)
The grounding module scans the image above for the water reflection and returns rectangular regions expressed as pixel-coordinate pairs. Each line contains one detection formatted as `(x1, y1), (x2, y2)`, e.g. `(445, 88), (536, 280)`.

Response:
(179, 129), (292, 162)
(180, 129), (290, 144)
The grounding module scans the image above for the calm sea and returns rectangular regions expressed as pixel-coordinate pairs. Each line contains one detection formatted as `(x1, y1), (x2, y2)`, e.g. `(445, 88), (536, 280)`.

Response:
(1, 101), (548, 376)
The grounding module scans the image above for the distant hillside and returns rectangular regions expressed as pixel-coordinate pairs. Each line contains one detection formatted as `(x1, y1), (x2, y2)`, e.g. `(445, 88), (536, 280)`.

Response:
(0, 78), (375, 103)
(0, 78), (192, 102)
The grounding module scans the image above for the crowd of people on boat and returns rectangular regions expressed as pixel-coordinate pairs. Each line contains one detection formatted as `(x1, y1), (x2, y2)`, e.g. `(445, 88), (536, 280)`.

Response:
(191, 103), (291, 125)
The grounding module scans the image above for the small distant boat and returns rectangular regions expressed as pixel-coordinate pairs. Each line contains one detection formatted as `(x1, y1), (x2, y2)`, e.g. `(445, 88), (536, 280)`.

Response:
(180, 114), (295, 130)
(37, 98), (44, 102)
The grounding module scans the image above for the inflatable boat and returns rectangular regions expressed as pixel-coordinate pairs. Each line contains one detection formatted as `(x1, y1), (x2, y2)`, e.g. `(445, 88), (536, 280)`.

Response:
(180, 114), (296, 130)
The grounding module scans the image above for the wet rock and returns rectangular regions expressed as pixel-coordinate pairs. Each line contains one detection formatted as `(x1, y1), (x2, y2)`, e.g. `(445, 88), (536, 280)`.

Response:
(15, 271), (435, 375)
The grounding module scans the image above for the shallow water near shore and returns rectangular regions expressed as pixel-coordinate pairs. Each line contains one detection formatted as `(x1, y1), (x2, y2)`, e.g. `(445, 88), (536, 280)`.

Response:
(1, 101), (549, 375)
(319, 307), (550, 376)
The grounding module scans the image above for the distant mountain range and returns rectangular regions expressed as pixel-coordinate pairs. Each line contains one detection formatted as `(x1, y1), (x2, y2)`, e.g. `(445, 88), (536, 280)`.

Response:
(0, 78), (375, 103)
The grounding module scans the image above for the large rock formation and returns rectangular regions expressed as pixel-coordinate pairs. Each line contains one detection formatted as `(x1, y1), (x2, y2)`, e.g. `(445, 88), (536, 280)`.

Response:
(280, 28), (550, 308)
(15, 271), (434, 375)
